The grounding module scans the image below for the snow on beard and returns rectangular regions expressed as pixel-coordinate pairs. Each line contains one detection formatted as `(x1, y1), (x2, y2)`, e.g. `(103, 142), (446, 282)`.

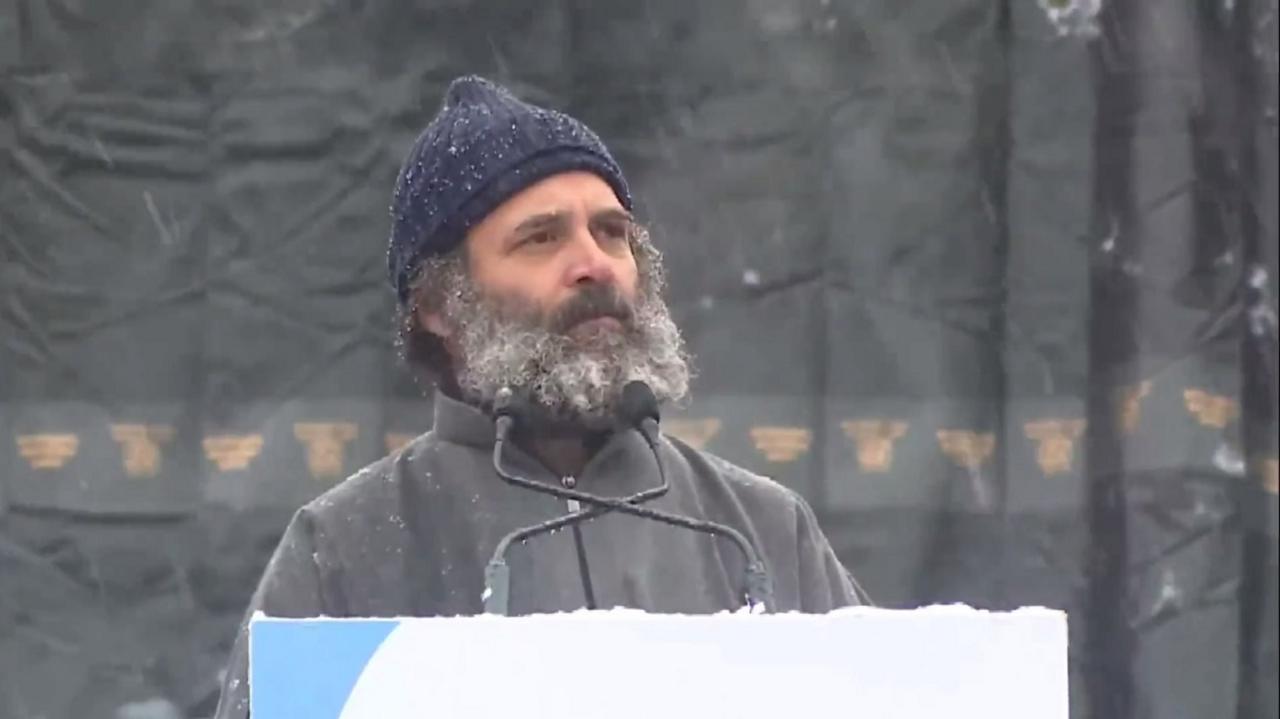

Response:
(440, 267), (690, 429)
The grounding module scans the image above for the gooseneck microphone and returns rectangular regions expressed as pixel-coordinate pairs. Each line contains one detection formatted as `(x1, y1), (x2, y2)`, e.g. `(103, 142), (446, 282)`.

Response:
(482, 382), (669, 615)
(482, 382), (775, 616)
(483, 383), (670, 614)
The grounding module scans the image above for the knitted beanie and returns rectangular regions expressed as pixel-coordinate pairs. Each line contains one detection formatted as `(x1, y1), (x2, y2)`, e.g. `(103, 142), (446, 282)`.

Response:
(387, 76), (633, 304)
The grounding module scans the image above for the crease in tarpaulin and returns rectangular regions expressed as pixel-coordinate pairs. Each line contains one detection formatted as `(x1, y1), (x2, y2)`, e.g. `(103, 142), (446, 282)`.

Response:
(0, 215), (55, 279)
(1130, 555), (1244, 635)
(737, 266), (825, 299)
(1, 298), (117, 407)
(664, 258), (825, 302)
(1, 212), (208, 339)
(1131, 499), (1233, 549)
(1131, 593), (1239, 635)
(1081, 258), (1249, 351)
(9, 619), (84, 658)
(663, 265), (1066, 394)
(826, 275), (1061, 369)
(15, 281), (209, 339)
(1080, 234), (1244, 306)
(7, 146), (121, 241)
(208, 144), (384, 264)
(218, 284), (360, 339)
(1, 108), (383, 339)
(0, 532), (84, 594)
(1025, 527), (1088, 581)
(1, 170), (385, 341)
(299, 251), (390, 297)
(217, 278), (387, 346)
(233, 4), (333, 45)
(1129, 518), (1235, 577)
(237, 326), (384, 401)
(0, 197), (198, 297)
(18, 116), (206, 178)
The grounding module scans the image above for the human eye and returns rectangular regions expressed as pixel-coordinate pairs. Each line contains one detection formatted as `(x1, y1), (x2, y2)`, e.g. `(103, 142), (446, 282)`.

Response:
(515, 229), (558, 250)
(594, 218), (633, 248)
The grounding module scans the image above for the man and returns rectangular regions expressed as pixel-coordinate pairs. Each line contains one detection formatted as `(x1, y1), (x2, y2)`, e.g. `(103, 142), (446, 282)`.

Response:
(213, 75), (861, 718)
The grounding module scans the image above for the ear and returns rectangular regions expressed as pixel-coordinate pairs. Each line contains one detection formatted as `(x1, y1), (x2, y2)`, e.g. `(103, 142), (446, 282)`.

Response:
(416, 306), (452, 339)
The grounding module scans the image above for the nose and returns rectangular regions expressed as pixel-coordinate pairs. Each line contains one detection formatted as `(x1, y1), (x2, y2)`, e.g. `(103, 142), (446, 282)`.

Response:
(562, 225), (617, 287)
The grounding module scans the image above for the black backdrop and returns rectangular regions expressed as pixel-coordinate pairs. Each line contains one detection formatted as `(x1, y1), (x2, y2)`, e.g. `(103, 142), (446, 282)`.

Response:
(1, 1), (1276, 717)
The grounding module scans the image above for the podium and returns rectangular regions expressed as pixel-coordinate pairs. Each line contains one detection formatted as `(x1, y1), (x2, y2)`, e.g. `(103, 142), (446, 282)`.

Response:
(250, 605), (1068, 718)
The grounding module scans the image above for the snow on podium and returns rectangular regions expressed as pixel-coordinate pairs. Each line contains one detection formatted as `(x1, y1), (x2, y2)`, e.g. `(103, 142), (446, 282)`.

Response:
(249, 605), (1068, 718)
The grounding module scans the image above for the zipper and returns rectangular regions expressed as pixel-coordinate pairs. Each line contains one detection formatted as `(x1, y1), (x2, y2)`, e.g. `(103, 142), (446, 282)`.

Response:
(562, 475), (580, 512)
(562, 474), (597, 609)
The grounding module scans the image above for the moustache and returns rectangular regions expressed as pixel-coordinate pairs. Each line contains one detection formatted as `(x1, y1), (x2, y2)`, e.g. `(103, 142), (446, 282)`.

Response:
(548, 284), (635, 335)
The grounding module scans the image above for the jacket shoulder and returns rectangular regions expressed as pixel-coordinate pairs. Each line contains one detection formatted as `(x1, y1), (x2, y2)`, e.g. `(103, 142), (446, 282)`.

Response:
(300, 430), (439, 518)
(661, 434), (801, 508)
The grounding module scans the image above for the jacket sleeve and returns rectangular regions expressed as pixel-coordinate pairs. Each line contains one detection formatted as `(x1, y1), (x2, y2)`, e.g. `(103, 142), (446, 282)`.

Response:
(213, 507), (333, 719)
(792, 493), (865, 612)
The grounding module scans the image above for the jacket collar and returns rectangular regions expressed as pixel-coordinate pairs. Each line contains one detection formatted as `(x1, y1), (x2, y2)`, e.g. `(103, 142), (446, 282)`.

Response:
(429, 391), (658, 492)
(431, 392), (499, 449)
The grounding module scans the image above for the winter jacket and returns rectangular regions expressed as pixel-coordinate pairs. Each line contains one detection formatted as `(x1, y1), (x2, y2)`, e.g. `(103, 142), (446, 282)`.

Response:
(213, 393), (859, 718)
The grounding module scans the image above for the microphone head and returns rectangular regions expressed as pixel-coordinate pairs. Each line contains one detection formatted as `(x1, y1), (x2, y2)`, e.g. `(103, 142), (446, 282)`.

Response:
(492, 386), (529, 420)
(618, 381), (660, 427)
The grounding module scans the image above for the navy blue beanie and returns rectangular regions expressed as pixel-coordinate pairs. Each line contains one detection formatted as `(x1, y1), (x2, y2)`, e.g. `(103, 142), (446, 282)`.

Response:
(387, 75), (633, 305)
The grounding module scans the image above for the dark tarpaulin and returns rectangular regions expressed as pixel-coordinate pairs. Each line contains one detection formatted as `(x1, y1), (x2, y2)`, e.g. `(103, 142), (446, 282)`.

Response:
(1, 1), (1276, 717)
(1086, 1), (1279, 717)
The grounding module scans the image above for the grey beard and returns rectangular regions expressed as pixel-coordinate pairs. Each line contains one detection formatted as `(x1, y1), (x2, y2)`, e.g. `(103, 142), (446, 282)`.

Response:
(442, 277), (691, 429)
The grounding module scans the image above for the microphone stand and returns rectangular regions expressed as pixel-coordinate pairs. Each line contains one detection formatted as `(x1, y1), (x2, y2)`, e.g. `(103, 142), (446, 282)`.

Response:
(482, 388), (774, 616)
(483, 421), (666, 616)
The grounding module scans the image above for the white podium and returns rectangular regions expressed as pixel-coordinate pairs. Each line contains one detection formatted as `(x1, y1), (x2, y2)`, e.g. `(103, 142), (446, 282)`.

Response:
(249, 605), (1068, 718)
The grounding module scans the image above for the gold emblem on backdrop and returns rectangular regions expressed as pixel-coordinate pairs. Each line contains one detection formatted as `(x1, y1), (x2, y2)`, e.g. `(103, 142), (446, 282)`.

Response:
(385, 433), (416, 454)
(109, 424), (175, 478)
(1183, 389), (1238, 428)
(294, 422), (358, 480)
(17, 434), (80, 470)
(937, 430), (996, 470)
(750, 426), (812, 463)
(840, 420), (908, 473)
(1024, 419), (1086, 476)
(1117, 381), (1153, 434)
(203, 434), (265, 471)
(1263, 459), (1278, 495)
(665, 419), (723, 450)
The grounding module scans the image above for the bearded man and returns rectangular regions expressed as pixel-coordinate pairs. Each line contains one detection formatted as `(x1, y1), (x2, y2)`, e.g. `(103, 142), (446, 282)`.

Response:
(214, 76), (861, 719)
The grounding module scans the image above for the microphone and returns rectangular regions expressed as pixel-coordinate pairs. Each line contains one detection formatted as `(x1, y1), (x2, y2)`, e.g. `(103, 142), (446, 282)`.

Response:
(483, 382), (671, 615)
(494, 382), (668, 506)
(612, 380), (667, 502)
(482, 383), (774, 616)
(618, 380), (660, 438)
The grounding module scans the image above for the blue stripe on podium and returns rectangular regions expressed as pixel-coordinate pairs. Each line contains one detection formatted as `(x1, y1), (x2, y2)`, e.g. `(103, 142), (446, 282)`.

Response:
(251, 619), (399, 719)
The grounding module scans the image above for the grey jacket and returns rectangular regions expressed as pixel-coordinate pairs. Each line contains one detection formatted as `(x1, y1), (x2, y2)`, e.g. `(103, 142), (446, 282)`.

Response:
(214, 394), (859, 718)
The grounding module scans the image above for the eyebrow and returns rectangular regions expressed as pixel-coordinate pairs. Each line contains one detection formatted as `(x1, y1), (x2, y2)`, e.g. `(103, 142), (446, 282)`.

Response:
(589, 208), (635, 226)
(511, 211), (569, 236)
(511, 208), (635, 236)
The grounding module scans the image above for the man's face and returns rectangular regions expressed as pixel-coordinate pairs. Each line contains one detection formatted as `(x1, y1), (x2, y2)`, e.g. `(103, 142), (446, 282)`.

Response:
(465, 171), (641, 330)
(418, 171), (690, 427)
